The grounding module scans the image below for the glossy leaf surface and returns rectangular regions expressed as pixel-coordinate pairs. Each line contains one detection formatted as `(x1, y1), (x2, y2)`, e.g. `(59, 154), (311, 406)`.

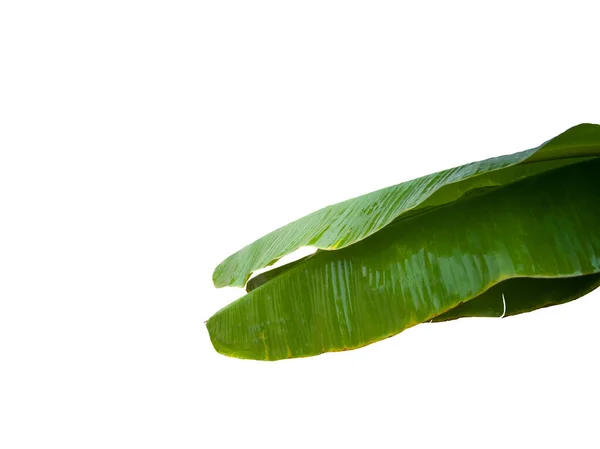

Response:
(213, 124), (600, 288)
(207, 159), (600, 360)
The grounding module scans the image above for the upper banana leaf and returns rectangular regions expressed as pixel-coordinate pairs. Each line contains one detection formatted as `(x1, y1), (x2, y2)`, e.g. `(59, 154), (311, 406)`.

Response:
(213, 124), (600, 288)
(208, 158), (600, 360)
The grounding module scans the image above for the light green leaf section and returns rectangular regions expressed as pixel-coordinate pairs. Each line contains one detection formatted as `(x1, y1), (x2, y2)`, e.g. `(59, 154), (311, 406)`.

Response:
(207, 159), (600, 360)
(213, 124), (600, 288)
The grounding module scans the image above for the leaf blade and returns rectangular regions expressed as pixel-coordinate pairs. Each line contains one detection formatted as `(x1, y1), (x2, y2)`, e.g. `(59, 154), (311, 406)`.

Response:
(207, 159), (600, 360)
(213, 124), (600, 288)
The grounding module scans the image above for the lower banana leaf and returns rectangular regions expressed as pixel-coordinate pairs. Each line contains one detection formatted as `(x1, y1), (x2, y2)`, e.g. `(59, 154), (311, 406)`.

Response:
(432, 273), (600, 322)
(207, 158), (600, 360)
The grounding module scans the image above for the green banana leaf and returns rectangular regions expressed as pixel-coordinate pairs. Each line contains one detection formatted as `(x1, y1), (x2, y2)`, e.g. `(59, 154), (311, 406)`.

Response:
(213, 124), (600, 289)
(206, 124), (600, 360)
(208, 156), (600, 360)
(246, 243), (600, 323)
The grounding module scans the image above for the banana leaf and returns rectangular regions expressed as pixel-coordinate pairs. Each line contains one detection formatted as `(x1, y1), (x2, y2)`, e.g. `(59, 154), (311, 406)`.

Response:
(213, 124), (600, 288)
(208, 125), (600, 360)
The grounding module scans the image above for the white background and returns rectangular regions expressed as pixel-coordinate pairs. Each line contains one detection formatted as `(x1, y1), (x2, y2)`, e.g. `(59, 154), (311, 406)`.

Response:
(2, 1), (600, 448)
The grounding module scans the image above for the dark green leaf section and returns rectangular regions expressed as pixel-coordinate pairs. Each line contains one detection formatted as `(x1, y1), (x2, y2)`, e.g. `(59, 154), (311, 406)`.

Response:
(245, 158), (594, 294)
(214, 124), (600, 288)
(432, 274), (600, 322)
(207, 159), (600, 360)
